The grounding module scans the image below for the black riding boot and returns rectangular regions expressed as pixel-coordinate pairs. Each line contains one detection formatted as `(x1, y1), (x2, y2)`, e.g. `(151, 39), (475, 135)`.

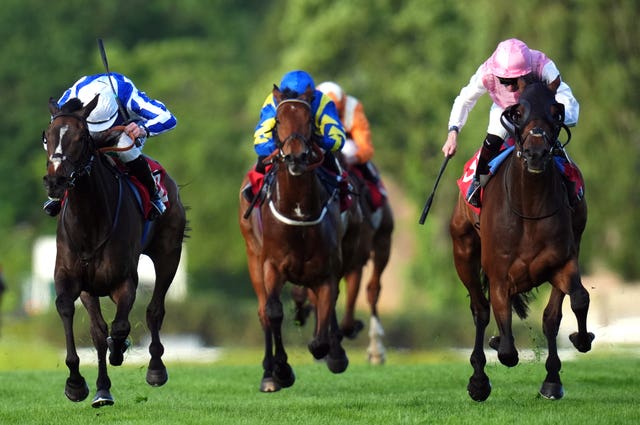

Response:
(127, 155), (165, 219)
(466, 134), (503, 207)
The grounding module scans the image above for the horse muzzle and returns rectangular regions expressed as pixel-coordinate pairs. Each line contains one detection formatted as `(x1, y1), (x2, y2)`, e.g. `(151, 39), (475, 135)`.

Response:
(43, 174), (70, 199)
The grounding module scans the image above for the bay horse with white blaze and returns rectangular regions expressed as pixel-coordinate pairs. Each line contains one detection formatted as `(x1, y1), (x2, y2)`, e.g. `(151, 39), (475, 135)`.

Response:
(450, 80), (594, 401)
(43, 96), (187, 407)
(239, 86), (349, 392)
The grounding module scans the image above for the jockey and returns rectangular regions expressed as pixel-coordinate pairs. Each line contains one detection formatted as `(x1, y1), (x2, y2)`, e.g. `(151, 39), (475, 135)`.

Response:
(316, 81), (382, 185)
(250, 70), (348, 198)
(442, 38), (580, 207)
(43, 73), (177, 219)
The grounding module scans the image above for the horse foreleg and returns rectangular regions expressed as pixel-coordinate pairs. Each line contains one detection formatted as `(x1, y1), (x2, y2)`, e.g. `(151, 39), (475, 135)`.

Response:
(490, 286), (518, 367)
(308, 283), (332, 360)
(540, 287), (565, 399)
(108, 278), (136, 367)
(567, 274), (594, 353)
(80, 292), (113, 407)
(340, 269), (364, 339)
(265, 289), (295, 389)
(55, 289), (89, 403)
(465, 281), (491, 402)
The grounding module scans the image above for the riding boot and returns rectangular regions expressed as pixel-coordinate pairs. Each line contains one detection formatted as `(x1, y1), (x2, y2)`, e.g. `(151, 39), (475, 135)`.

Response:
(126, 155), (166, 220)
(244, 155), (269, 202)
(466, 134), (503, 208)
(356, 161), (380, 184)
(43, 198), (61, 217)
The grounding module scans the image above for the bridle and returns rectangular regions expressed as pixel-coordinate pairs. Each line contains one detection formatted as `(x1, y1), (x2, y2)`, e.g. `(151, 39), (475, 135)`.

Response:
(499, 92), (572, 220)
(47, 112), (96, 189)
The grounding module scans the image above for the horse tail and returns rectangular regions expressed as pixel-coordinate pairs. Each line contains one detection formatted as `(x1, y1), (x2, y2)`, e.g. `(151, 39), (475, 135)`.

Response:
(512, 293), (531, 320)
(482, 271), (532, 320)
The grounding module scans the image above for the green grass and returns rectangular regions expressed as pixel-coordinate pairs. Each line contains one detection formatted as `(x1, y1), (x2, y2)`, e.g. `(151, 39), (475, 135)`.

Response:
(0, 344), (637, 425)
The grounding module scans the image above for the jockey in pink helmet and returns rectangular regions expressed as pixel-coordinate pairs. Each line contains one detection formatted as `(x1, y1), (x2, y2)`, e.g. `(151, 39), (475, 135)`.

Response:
(442, 38), (580, 207)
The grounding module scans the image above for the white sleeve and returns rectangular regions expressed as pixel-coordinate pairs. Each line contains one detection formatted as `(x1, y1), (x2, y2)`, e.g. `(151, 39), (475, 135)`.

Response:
(555, 81), (580, 127)
(448, 67), (487, 131)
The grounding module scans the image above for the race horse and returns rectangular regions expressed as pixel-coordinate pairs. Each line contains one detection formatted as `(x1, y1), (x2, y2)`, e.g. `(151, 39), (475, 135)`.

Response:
(449, 80), (594, 401)
(43, 96), (187, 407)
(239, 86), (349, 392)
(292, 159), (394, 364)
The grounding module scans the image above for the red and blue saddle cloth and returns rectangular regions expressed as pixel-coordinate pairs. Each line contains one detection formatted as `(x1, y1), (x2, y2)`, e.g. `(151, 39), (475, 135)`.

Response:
(245, 163), (387, 213)
(348, 165), (387, 211)
(457, 138), (585, 215)
(124, 157), (169, 219)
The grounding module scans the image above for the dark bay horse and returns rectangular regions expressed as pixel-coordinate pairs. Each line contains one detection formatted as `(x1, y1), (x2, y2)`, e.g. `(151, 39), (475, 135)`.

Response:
(43, 96), (187, 407)
(239, 86), (349, 392)
(292, 160), (394, 364)
(450, 81), (594, 401)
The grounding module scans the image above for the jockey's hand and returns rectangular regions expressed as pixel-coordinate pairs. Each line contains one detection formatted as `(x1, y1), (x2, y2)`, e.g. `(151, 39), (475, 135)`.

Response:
(124, 122), (147, 139)
(442, 130), (458, 157)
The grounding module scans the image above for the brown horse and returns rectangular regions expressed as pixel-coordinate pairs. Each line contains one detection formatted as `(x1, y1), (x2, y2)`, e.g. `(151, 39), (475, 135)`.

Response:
(43, 96), (187, 407)
(239, 86), (349, 392)
(292, 160), (394, 364)
(450, 81), (594, 401)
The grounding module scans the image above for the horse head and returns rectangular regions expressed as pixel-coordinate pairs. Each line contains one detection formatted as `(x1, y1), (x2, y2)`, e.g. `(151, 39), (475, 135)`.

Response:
(501, 81), (565, 173)
(43, 95), (99, 200)
(272, 86), (323, 176)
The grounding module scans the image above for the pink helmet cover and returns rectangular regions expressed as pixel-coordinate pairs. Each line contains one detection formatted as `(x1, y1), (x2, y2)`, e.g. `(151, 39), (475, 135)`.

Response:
(489, 38), (532, 78)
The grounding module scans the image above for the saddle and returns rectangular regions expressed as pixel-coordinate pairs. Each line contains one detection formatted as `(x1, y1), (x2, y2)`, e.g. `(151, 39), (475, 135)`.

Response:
(457, 138), (584, 214)
(107, 155), (169, 219)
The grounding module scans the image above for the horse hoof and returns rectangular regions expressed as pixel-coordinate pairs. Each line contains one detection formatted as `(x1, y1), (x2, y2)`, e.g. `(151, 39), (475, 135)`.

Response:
(467, 376), (491, 402)
(327, 353), (349, 374)
(260, 377), (281, 393)
(308, 340), (330, 360)
(539, 382), (564, 400)
(91, 389), (114, 408)
(273, 364), (295, 388)
(146, 368), (168, 387)
(65, 378), (90, 402)
(498, 351), (519, 367)
(368, 352), (386, 365)
(569, 332), (595, 353)
(342, 320), (365, 340)
(107, 337), (131, 366)
(488, 336), (500, 351)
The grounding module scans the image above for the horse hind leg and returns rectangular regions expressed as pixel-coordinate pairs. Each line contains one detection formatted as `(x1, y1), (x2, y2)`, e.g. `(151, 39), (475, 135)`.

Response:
(366, 229), (391, 365)
(340, 269), (365, 339)
(80, 293), (115, 407)
(144, 249), (183, 387)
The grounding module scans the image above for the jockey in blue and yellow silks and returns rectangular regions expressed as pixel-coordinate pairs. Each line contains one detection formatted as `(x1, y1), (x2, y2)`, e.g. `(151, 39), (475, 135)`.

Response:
(245, 70), (350, 207)
(253, 70), (345, 158)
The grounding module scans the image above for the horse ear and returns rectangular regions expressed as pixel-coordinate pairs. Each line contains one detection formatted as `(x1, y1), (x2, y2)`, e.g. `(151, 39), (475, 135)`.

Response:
(48, 97), (60, 115)
(80, 94), (100, 119)
(547, 77), (561, 94)
(273, 84), (283, 104)
(302, 86), (314, 102)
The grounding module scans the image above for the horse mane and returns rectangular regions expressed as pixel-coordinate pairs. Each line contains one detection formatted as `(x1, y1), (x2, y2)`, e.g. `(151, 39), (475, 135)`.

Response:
(60, 98), (84, 114)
